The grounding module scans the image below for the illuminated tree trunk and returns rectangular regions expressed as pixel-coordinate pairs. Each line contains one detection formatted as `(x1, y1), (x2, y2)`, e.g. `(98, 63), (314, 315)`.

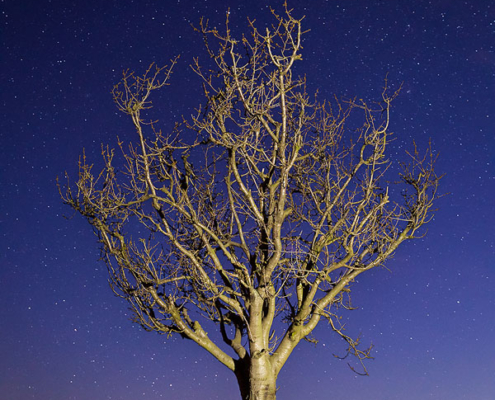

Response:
(236, 356), (277, 400)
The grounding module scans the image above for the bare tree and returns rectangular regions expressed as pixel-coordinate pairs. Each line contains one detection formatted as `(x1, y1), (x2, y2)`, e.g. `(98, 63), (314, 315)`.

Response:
(60, 5), (440, 400)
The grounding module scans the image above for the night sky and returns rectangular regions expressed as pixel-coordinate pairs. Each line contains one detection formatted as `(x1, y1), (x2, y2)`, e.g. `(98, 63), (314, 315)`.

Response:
(1, 0), (494, 399)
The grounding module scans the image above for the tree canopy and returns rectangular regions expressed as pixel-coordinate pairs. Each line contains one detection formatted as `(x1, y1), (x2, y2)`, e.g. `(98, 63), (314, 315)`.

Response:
(60, 5), (441, 399)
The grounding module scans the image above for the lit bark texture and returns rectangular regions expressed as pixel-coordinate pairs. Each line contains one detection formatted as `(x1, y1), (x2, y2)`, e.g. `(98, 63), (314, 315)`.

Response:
(60, 4), (441, 400)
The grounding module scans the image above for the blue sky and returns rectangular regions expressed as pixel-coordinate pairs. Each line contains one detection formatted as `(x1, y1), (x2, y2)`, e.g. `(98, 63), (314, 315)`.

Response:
(1, 1), (494, 399)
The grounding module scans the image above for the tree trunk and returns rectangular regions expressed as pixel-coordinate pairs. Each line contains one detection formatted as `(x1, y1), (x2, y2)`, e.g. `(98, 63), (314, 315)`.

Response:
(235, 355), (277, 400)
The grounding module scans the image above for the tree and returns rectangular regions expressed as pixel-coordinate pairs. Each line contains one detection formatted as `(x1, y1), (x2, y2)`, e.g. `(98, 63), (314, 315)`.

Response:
(60, 5), (440, 400)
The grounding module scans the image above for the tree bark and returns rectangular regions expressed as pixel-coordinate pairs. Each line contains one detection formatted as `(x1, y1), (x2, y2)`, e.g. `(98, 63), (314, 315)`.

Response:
(235, 355), (277, 400)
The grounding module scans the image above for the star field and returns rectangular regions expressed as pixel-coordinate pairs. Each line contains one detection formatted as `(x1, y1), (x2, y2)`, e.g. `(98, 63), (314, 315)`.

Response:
(1, 1), (494, 399)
